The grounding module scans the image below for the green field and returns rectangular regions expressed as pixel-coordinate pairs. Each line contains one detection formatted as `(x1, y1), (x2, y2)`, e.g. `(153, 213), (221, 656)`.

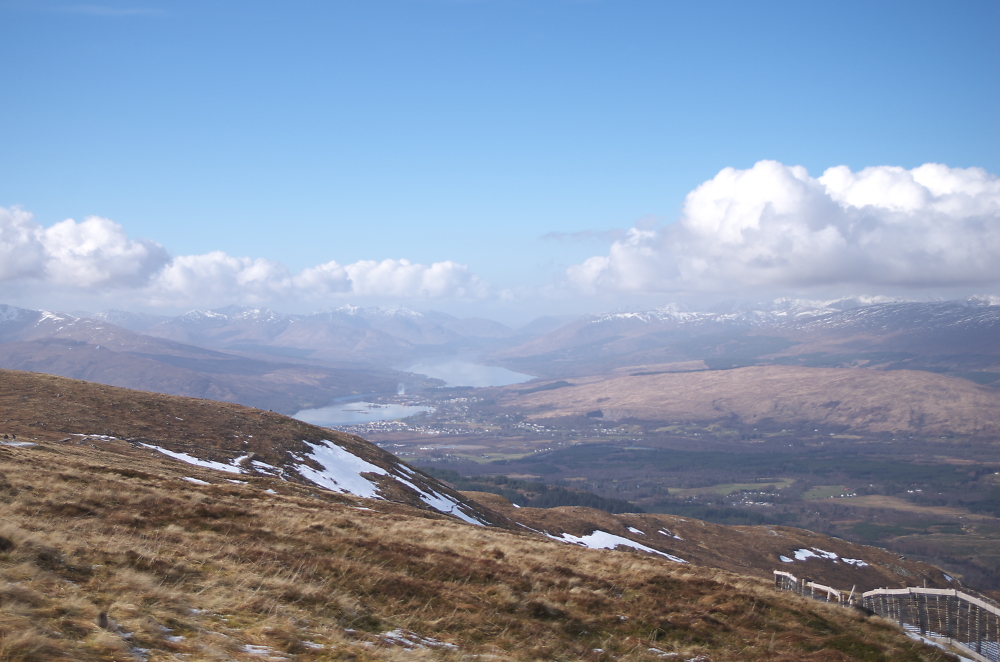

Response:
(669, 477), (795, 497)
(804, 484), (852, 499)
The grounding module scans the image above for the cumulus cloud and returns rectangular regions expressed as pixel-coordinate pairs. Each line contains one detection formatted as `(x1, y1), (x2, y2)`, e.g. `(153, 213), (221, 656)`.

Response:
(0, 207), (490, 307)
(345, 259), (489, 299)
(0, 207), (47, 282)
(0, 208), (170, 287)
(144, 254), (486, 306)
(567, 161), (1000, 294)
(42, 216), (171, 287)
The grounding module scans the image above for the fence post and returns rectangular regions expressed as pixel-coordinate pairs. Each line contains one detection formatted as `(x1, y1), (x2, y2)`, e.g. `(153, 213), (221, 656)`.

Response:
(946, 594), (953, 639)
(975, 602), (981, 655)
(918, 592), (928, 636)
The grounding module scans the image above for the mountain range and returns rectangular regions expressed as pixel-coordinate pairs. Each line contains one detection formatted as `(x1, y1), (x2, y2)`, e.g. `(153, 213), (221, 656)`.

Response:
(94, 304), (521, 364)
(4, 296), (1000, 421)
(0, 304), (436, 413)
(490, 296), (1000, 380)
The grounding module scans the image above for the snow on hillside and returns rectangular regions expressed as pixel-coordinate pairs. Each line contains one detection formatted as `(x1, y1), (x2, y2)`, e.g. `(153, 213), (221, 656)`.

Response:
(546, 530), (688, 563)
(0, 304), (33, 323)
(584, 295), (1000, 337)
(140, 443), (244, 473)
(778, 547), (869, 567)
(141, 439), (489, 525)
(588, 296), (918, 326)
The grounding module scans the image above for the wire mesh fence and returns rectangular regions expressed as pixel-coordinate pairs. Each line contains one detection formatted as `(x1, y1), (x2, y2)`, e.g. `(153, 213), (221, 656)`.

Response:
(774, 570), (1000, 662)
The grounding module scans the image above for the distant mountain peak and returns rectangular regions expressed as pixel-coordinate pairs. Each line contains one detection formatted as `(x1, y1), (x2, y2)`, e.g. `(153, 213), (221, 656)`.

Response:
(589, 295), (937, 327)
(964, 294), (1000, 307)
(180, 309), (229, 322)
(334, 304), (424, 318)
(0, 304), (33, 323)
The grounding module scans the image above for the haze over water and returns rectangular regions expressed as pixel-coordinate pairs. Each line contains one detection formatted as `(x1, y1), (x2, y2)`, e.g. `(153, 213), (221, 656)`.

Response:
(293, 402), (435, 427)
(400, 355), (533, 388)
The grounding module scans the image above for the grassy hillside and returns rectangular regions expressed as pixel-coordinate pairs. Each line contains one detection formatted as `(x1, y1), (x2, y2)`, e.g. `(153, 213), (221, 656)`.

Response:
(499, 365), (1000, 436)
(0, 439), (960, 662)
(0, 369), (503, 522)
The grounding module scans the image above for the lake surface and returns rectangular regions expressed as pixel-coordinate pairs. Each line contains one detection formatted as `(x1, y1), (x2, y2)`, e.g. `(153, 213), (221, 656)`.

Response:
(293, 402), (434, 427)
(400, 355), (533, 388)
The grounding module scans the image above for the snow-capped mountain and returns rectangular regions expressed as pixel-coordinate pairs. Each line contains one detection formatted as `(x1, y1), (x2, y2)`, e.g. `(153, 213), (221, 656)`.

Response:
(139, 305), (516, 362)
(82, 309), (171, 332)
(492, 296), (1000, 378)
(0, 304), (425, 413)
(588, 295), (921, 327)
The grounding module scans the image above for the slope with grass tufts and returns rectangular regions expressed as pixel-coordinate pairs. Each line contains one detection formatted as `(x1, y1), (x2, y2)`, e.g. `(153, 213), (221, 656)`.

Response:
(0, 369), (503, 526)
(0, 437), (963, 661)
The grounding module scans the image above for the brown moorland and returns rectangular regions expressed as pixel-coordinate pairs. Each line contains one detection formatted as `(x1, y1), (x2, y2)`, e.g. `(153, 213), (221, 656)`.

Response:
(461, 492), (954, 594)
(0, 438), (962, 662)
(0, 369), (501, 522)
(498, 365), (1000, 436)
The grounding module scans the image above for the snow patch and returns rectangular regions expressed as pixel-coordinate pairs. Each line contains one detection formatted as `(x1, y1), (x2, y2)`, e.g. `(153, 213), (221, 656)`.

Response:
(295, 440), (486, 524)
(242, 644), (286, 658)
(547, 530), (687, 563)
(792, 547), (839, 561)
(180, 477), (209, 485)
(393, 472), (487, 525)
(782, 547), (869, 566)
(903, 632), (975, 662)
(378, 629), (457, 650)
(627, 527), (645, 535)
(251, 460), (281, 475)
(295, 441), (386, 498)
(140, 443), (242, 474)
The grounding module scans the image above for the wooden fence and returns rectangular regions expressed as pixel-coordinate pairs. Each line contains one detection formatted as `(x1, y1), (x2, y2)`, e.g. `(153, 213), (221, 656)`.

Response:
(774, 570), (1000, 662)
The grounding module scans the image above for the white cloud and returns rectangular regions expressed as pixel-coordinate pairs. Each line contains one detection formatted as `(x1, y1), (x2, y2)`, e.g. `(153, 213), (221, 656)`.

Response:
(0, 206), (491, 306)
(567, 161), (1000, 294)
(0, 209), (169, 287)
(145, 254), (486, 306)
(42, 216), (171, 287)
(345, 259), (489, 299)
(145, 252), (295, 306)
(0, 207), (46, 282)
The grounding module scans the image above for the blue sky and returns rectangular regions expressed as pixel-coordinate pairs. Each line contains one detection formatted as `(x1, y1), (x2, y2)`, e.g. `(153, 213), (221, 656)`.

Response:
(1, 0), (998, 322)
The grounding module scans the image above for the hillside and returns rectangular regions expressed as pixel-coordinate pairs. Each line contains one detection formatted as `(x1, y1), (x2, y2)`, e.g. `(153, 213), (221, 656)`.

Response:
(0, 369), (499, 525)
(137, 305), (518, 363)
(462, 492), (953, 594)
(498, 365), (1000, 436)
(0, 429), (960, 660)
(0, 305), (429, 413)
(0, 370), (975, 659)
(489, 297), (1000, 379)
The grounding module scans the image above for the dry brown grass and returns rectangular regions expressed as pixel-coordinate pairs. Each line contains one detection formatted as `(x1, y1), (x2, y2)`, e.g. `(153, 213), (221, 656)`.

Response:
(499, 365), (1000, 436)
(845, 495), (997, 518)
(461, 493), (954, 594)
(0, 369), (505, 523)
(0, 439), (961, 662)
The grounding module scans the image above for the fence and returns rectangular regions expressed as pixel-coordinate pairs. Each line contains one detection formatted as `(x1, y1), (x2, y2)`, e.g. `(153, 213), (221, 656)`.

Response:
(774, 571), (1000, 662)
(773, 570), (857, 605)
